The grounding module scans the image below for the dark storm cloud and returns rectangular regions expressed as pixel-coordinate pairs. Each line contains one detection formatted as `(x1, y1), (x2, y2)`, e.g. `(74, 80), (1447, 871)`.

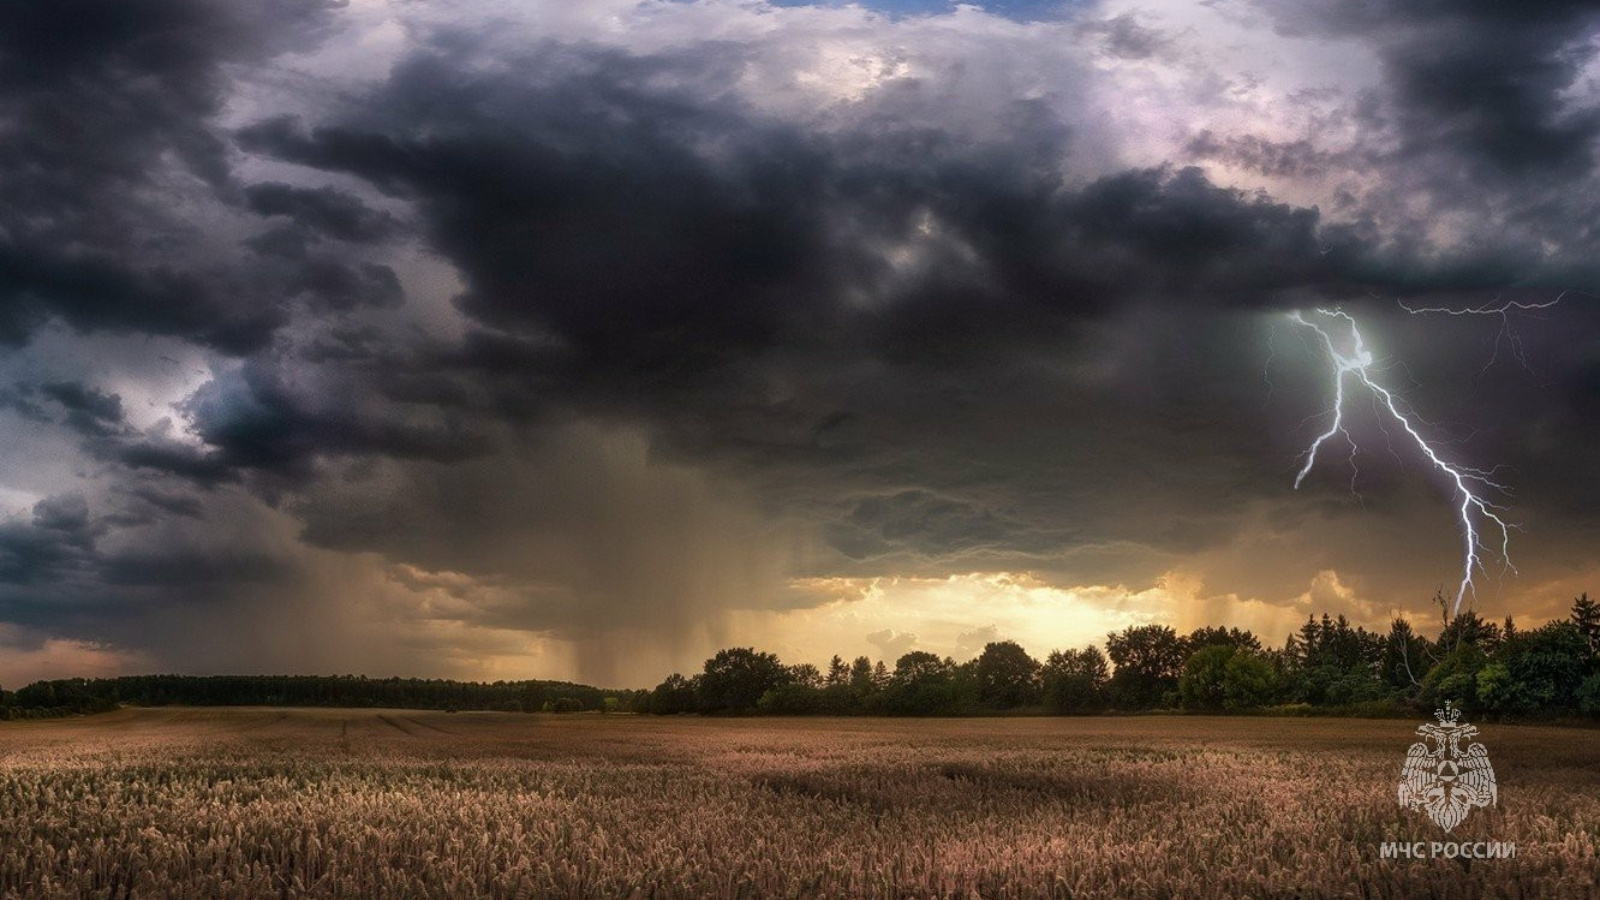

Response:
(125, 486), (207, 521)
(826, 489), (1031, 561)
(1264, 0), (1600, 183)
(212, 39), (1441, 601)
(40, 382), (124, 425)
(171, 361), (487, 479)
(232, 82), (850, 374)
(0, 0), (343, 352)
(68, 364), (481, 493)
(110, 440), (240, 488)
(4, 0), (1600, 683)
(0, 0), (335, 187)
(39, 382), (126, 440)
(288, 260), (406, 312)
(218, 31), (1600, 597)
(0, 245), (282, 354)
(99, 548), (288, 588)
(244, 183), (400, 244)
(0, 496), (103, 586)
(235, 45), (1370, 386)
(0, 386), (51, 424)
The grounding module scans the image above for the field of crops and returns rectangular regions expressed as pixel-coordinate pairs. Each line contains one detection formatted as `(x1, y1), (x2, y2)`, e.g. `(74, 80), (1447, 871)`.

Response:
(0, 709), (1595, 899)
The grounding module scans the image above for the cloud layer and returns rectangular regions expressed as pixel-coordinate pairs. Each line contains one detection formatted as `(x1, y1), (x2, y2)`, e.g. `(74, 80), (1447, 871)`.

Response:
(2, 0), (1598, 686)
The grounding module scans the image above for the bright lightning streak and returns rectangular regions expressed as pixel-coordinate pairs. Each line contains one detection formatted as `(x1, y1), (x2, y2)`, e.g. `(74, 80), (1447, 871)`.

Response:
(1398, 290), (1588, 375)
(1290, 308), (1516, 615)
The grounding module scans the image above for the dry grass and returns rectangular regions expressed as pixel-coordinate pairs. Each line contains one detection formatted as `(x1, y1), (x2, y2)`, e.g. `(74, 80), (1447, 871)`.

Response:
(0, 709), (1596, 898)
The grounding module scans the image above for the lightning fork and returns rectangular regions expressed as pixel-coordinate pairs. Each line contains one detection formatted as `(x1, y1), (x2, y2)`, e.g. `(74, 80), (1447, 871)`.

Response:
(1289, 308), (1515, 616)
(1398, 290), (1588, 375)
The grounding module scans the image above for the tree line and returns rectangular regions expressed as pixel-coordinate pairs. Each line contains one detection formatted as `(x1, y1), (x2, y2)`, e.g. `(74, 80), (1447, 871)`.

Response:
(0, 674), (644, 720)
(3, 593), (1596, 720)
(637, 593), (1600, 718)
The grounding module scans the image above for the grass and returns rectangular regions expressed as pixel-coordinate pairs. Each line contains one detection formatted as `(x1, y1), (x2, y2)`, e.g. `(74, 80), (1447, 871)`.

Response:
(0, 708), (1596, 898)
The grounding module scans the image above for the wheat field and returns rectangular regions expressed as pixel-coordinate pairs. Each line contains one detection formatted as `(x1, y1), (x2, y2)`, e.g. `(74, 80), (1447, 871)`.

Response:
(0, 709), (1595, 899)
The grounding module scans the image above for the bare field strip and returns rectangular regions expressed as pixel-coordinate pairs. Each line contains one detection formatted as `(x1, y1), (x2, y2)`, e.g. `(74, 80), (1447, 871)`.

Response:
(0, 709), (1596, 899)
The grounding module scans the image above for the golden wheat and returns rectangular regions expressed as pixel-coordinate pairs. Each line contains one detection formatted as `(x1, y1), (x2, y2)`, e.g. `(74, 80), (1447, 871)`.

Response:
(0, 709), (1595, 898)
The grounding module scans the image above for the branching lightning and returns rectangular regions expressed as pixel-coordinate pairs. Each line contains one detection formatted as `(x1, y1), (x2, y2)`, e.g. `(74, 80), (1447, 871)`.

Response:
(1289, 308), (1515, 616)
(1398, 290), (1588, 375)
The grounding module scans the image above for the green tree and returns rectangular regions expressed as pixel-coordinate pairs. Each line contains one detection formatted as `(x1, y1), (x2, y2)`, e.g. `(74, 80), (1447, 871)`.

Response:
(950, 659), (981, 709)
(1420, 643), (1487, 711)
(648, 673), (699, 715)
(1185, 626), (1261, 655)
(1579, 673), (1600, 717)
(819, 658), (854, 713)
(1106, 625), (1186, 709)
(848, 656), (875, 694)
(883, 651), (957, 715)
(757, 683), (823, 714)
(1042, 646), (1109, 714)
(788, 663), (824, 689)
(1222, 652), (1281, 711)
(1477, 622), (1588, 715)
(974, 641), (1041, 708)
(1178, 645), (1235, 711)
(825, 655), (849, 688)
(1289, 613), (1384, 705)
(1380, 618), (1429, 694)
(15, 681), (57, 708)
(1436, 608), (1501, 654)
(893, 651), (951, 683)
(1571, 593), (1600, 664)
(699, 648), (790, 714)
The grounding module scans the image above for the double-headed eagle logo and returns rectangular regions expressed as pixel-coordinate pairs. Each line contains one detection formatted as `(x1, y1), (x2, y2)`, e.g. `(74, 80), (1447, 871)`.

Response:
(1398, 701), (1497, 831)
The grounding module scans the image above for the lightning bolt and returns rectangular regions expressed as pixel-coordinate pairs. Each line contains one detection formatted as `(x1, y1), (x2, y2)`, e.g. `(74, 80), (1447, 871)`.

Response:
(1398, 290), (1588, 375)
(1289, 308), (1515, 616)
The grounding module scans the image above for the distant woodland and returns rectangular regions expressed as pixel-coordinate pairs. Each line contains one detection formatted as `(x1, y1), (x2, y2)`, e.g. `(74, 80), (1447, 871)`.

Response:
(0, 674), (636, 720)
(5, 593), (1598, 721)
(636, 593), (1600, 719)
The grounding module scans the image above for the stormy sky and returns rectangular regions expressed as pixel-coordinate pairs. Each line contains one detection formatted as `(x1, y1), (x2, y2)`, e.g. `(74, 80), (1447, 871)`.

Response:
(3, 0), (1599, 687)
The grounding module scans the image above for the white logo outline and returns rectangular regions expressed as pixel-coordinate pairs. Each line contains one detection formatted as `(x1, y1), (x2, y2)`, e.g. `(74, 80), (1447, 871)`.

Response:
(1398, 701), (1497, 832)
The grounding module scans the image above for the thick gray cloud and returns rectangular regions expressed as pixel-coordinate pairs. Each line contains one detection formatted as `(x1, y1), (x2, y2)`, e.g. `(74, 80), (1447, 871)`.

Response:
(1, 0), (1598, 685)
(1267, 0), (1600, 180)
(244, 182), (400, 244)
(0, 0), (346, 352)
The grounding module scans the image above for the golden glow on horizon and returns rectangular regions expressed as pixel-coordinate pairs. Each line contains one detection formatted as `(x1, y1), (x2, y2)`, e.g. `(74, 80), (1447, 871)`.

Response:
(752, 571), (1187, 665)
